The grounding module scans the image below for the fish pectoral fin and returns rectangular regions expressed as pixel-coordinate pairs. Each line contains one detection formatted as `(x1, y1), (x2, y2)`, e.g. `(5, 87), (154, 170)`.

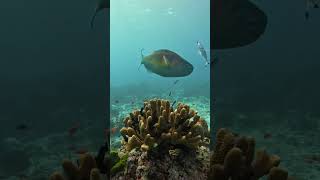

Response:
(163, 55), (169, 66)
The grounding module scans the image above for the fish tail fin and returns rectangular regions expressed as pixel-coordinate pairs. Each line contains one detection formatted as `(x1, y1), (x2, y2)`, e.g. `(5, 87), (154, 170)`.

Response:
(140, 48), (145, 59)
(90, 9), (98, 29)
(211, 57), (219, 67)
(138, 48), (145, 71)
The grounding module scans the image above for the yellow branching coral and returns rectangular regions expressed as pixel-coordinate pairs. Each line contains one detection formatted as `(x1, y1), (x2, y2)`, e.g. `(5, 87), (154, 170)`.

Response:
(49, 153), (102, 180)
(209, 128), (294, 180)
(49, 172), (65, 180)
(120, 99), (210, 152)
(268, 167), (289, 180)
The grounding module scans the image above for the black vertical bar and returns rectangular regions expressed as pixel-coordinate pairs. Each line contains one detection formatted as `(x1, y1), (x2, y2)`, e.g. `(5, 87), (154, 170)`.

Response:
(106, 0), (110, 139)
(106, 0), (110, 179)
(210, 0), (215, 150)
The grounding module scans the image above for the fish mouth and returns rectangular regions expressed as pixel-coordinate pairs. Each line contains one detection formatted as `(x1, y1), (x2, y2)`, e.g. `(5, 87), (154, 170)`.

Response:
(185, 64), (194, 75)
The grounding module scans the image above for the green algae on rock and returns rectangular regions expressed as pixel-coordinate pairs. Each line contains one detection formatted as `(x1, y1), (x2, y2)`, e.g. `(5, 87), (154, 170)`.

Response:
(110, 153), (128, 176)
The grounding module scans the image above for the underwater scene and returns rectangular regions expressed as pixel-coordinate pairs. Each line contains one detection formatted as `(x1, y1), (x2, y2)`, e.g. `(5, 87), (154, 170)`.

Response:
(0, 0), (109, 179)
(0, 0), (320, 179)
(212, 0), (320, 180)
(109, 0), (210, 179)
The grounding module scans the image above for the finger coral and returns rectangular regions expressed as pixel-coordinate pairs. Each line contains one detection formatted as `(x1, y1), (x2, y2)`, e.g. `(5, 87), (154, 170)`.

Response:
(49, 101), (298, 180)
(111, 99), (211, 179)
(120, 99), (210, 153)
(49, 153), (103, 180)
(209, 128), (294, 180)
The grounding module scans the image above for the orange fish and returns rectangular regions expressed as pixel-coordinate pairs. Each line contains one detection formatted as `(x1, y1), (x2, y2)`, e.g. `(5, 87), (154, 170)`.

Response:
(68, 122), (80, 136)
(105, 127), (118, 135)
(75, 148), (88, 155)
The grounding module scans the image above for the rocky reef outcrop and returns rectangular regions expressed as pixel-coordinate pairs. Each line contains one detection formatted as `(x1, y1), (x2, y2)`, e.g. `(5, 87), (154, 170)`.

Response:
(49, 99), (295, 180)
(49, 153), (104, 180)
(119, 99), (210, 152)
(208, 128), (294, 180)
(113, 99), (211, 179)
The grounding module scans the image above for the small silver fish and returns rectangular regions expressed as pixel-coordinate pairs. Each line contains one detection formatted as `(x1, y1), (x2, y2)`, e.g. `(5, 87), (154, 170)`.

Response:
(196, 41), (210, 66)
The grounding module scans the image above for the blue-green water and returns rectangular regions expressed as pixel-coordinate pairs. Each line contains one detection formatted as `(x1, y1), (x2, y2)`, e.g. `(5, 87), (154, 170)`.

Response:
(110, 0), (210, 86)
(109, 2), (211, 178)
(0, 0), (319, 179)
(110, 0), (211, 149)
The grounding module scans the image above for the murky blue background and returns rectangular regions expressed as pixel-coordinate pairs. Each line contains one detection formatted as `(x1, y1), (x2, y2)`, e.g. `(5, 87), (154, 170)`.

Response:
(110, 0), (210, 88)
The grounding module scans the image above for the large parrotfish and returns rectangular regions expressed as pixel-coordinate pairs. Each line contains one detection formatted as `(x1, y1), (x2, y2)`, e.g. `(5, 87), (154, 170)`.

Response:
(139, 49), (193, 77)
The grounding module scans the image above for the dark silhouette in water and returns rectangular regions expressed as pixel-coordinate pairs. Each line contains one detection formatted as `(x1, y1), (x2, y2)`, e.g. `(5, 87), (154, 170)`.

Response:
(95, 139), (109, 174)
(140, 107), (145, 117)
(171, 100), (177, 108)
(0, 0), (109, 141)
(211, 0), (268, 137)
(212, 0), (267, 49)
(167, 80), (180, 97)
(16, 124), (28, 131)
(210, 56), (219, 68)
(305, 11), (310, 19)
(91, 0), (109, 28)
(305, 0), (319, 20)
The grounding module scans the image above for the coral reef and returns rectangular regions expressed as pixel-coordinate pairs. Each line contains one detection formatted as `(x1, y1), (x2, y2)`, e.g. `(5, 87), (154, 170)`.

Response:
(48, 99), (301, 180)
(111, 99), (211, 179)
(208, 128), (294, 180)
(0, 148), (30, 177)
(119, 99), (210, 153)
(49, 99), (211, 180)
(49, 153), (103, 180)
(111, 145), (210, 180)
(48, 150), (126, 180)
